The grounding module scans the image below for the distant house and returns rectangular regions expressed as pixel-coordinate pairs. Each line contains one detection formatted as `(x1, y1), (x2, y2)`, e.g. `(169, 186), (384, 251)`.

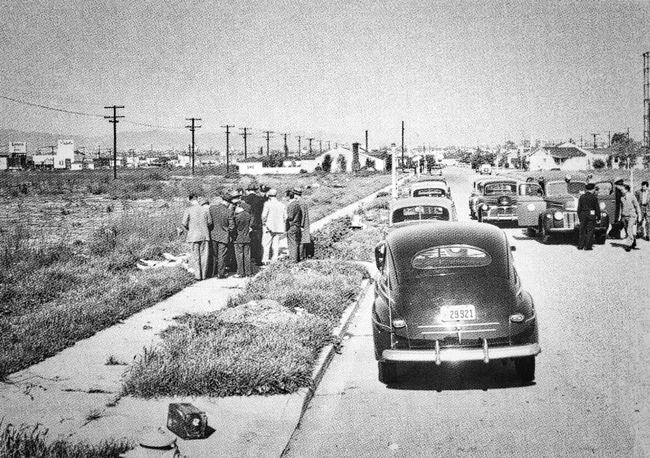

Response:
(313, 146), (386, 172)
(527, 144), (590, 171)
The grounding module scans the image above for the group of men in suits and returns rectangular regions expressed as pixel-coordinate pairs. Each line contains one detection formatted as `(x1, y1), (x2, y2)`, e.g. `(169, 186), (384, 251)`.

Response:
(180, 184), (312, 280)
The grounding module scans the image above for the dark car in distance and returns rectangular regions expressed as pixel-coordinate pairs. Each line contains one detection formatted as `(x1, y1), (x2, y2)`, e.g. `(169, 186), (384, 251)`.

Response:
(372, 222), (540, 385)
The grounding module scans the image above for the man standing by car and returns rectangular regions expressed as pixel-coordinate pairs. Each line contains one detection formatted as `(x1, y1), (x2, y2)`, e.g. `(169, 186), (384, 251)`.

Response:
(243, 184), (266, 266)
(635, 181), (650, 241)
(577, 182), (600, 250)
(285, 190), (303, 263)
(619, 183), (641, 252)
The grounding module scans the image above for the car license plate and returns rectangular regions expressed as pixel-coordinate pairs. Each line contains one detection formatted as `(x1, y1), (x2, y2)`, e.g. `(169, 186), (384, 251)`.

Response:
(441, 305), (477, 321)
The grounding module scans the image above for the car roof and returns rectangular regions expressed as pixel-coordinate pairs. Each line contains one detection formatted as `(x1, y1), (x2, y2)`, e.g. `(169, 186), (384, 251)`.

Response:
(390, 196), (455, 211)
(385, 222), (509, 281)
(410, 180), (448, 189)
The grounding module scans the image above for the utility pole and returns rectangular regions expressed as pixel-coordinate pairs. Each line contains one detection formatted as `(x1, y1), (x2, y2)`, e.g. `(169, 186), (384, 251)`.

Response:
(280, 133), (290, 157)
(104, 105), (124, 179)
(263, 131), (273, 155)
(185, 118), (202, 175)
(327, 140), (331, 150)
(296, 135), (302, 158)
(239, 127), (251, 159)
(307, 138), (314, 155)
(608, 131), (611, 147)
(221, 124), (234, 173)
(591, 133), (599, 149)
(319, 139), (322, 155)
(401, 121), (405, 170)
(365, 130), (368, 153)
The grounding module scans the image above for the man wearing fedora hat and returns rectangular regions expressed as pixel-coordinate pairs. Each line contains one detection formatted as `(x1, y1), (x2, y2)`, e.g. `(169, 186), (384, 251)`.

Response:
(243, 183), (266, 266)
(577, 182), (600, 250)
(285, 189), (303, 262)
(292, 187), (313, 259)
(261, 188), (286, 264)
(181, 194), (213, 280)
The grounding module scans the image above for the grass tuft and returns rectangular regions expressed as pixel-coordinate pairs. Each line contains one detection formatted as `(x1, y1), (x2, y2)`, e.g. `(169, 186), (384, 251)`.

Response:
(0, 421), (132, 458)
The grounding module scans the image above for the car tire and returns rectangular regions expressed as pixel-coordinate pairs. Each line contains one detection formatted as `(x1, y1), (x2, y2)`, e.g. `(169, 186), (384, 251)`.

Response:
(514, 356), (535, 382)
(526, 226), (536, 237)
(378, 361), (399, 385)
(595, 233), (607, 245)
(540, 224), (551, 244)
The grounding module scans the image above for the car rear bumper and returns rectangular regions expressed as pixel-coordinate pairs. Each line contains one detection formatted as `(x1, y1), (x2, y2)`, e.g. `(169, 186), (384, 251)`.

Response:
(382, 342), (540, 364)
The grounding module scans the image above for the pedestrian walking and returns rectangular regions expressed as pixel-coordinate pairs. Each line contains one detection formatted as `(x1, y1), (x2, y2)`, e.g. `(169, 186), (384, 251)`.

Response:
(577, 182), (600, 250)
(618, 183), (641, 252)
(243, 184), (266, 266)
(285, 189), (303, 263)
(208, 194), (231, 278)
(181, 194), (212, 280)
(635, 181), (650, 241)
(293, 187), (313, 259)
(261, 188), (286, 264)
(230, 198), (253, 277)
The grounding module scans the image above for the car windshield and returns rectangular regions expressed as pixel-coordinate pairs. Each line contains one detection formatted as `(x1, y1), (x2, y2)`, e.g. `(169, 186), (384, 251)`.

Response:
(411, 245), (492, 269)
(484, 182), (516, 195)
(413, 188), (445, 197)
(392, 206), (450, 223)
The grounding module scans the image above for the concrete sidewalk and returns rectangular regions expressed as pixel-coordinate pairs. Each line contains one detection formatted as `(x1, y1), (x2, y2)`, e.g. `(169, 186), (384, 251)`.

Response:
(0, 184), (390, 457)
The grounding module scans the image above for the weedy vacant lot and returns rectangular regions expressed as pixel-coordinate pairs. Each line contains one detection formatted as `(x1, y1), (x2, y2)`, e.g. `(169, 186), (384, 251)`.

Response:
(122, 260), (369, 398)
(0, 171), (390, 380)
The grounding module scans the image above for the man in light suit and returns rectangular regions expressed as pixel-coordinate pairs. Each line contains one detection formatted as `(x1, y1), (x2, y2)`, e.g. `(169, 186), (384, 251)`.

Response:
(181, 194), (212, 280)
(635, 181), (650, 241)
(261, 188), (286, 264)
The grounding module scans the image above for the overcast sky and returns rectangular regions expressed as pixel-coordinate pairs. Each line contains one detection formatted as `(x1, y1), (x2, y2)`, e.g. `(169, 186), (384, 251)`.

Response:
(1, 0), (649, 149)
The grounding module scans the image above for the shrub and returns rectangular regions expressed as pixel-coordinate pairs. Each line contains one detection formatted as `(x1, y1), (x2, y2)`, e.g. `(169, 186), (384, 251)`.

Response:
(322, 154), (332, 172)
(593, 158), (606, 169)
(311, 216), (353, 259)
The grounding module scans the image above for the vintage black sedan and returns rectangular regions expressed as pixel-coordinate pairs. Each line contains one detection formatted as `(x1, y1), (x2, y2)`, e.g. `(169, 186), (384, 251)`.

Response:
(372, 222), (540, 384)
(516, 178), (614, 244)
(389, 197), (458, 229)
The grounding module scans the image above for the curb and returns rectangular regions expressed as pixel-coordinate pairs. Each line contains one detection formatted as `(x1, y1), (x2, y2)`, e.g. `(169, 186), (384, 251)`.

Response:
(280, 275), (374, 456)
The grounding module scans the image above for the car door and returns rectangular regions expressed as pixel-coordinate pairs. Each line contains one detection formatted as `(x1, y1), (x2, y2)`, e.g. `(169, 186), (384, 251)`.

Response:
(516, 183), (546, 227)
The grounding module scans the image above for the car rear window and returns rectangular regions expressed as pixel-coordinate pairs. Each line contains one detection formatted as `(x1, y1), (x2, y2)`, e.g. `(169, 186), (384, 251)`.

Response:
(393, 206), (449, 223)
(411, 245), (492, 269)
(413, 188), (445, 197)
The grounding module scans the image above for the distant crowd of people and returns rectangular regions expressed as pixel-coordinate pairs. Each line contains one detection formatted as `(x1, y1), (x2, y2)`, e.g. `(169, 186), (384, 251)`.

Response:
(180, 184), (312, 280)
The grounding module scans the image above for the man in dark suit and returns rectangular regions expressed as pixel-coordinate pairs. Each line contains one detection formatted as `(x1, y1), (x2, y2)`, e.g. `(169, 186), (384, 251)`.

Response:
(230, 199), (252, 277)
(243, 184), (266, 266)
(285, 190), (303, 263)
(208, 194), (233, 278)
(577, 182), (601, 250)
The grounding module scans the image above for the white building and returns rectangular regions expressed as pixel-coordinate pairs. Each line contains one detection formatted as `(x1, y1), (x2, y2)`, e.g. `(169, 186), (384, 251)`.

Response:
(54, 140), (75, 169)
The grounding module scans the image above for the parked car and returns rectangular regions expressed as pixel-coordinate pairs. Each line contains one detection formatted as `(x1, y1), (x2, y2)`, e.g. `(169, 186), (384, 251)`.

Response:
(409, 180), (452, 199)
(516, 177), (614, 244)
(470, 178), (521, 223)
(372, 222), (540, 384)
(479, 164), (492, 175)
(389, 197), (458, 229)
(430, 163), (444, 176)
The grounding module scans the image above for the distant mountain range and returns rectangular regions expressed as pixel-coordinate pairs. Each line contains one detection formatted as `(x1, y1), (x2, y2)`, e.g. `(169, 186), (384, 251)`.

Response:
(0, 128), (228, 154)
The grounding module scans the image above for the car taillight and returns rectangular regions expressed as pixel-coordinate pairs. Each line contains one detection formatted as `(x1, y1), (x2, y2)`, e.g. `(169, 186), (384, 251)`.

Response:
(392, 319), (406, 329)
(599, 202), (606, 210)
(509, 313), (525, 323)
(553, 211), (563, 221)
(527, 203), (536, 211)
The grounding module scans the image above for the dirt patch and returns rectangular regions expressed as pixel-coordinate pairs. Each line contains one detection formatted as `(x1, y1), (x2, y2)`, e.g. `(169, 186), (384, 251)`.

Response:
(217, 299), (310, 326)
